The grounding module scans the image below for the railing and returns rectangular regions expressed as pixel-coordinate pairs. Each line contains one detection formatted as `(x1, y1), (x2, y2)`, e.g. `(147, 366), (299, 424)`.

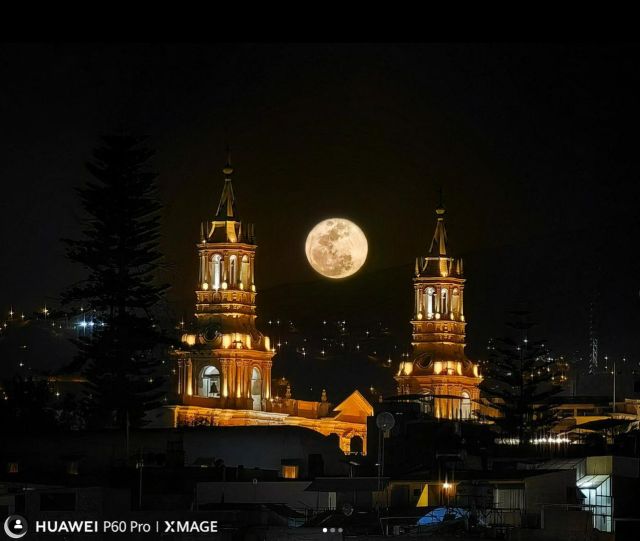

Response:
(480, 507), (523, 528)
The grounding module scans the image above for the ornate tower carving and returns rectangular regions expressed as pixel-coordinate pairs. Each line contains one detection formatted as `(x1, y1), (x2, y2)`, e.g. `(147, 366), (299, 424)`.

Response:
(174, 160), (273, 411)
(395, 203), (481, 420)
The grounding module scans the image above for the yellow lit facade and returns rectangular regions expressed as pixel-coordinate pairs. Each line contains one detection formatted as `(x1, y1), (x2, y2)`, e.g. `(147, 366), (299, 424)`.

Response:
(166, 161), (371, 453)
(395, 204), (482, 420)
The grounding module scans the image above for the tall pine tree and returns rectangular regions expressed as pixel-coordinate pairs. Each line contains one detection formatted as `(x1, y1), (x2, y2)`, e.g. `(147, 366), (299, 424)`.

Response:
(64, 135), (167, 429)
(480, 311), (562, 447)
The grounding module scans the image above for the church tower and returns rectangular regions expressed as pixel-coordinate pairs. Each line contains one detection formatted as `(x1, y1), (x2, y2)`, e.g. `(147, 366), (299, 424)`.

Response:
(395, 203), (481, 420)
(174, 159), (273, 412)
(157, 154), (372, 452)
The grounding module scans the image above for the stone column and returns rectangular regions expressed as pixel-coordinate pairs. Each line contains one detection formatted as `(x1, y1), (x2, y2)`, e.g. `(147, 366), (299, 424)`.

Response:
(236, 361), (246, 399)
(220, 359), (229, 398)
(263, 360), (272, 399)
(225, 358), (234, 400)
(186, 360), (193, 396)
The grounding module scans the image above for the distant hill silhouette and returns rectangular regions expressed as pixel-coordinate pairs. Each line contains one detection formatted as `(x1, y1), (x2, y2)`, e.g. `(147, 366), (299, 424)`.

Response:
(3, 220), (639, 403)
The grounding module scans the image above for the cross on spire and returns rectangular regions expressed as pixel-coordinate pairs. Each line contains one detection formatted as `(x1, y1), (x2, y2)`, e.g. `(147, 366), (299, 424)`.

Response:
(216, 146), (237, 220)
(429, 188), (448, 257)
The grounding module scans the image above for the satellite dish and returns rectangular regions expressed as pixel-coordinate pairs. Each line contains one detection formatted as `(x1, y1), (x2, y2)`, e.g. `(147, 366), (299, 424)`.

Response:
(376, 412), (395, 431)
(341, 502), (354, 516)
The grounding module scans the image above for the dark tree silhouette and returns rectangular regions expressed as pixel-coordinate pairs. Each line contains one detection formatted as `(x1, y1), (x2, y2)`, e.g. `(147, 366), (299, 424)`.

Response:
(64, 135), (167, 429)
(0, 376), (58, 433)
(480, 311), (562, 447)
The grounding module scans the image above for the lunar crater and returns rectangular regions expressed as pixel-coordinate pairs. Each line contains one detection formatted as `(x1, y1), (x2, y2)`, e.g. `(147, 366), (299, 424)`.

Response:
(305, 218), (368, 279)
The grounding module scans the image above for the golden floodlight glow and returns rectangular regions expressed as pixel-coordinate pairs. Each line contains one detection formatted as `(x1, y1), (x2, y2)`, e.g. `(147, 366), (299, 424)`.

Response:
(305, 218), (368, 279)
(181, 333), (196, 347)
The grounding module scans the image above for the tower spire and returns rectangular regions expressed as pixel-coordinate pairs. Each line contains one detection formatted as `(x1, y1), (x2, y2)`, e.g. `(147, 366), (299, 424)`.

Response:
(429, 189), (448, 257)
(216, 146), (237, 220)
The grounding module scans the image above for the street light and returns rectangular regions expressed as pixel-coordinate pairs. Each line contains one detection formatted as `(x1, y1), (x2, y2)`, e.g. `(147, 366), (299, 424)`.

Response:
(442, 480), (452, 506)
(375, 412), (395, 491)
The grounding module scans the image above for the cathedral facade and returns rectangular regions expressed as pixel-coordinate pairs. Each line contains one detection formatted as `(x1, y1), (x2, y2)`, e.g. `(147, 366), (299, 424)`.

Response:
(395, 204), (482, 420)
(160, 161), (371, 454)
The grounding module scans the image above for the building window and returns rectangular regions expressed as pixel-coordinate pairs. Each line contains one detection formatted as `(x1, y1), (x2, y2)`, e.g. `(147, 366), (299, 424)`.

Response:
(461, 391), (471, 420)
(212, 255), (222, 290)
(441, 288), (449, 316)
(426, 287), (435, 318)
(422, 392), (434, 414)
(350, 436), (364, 454)
(240, 255), (249, 287)
(199, 365), (220, 398)
(452, 288), (460, 317)
(229, 255), (237, 287)
(282, 465), (299, 479)
(251, 367), (262, 411)
(578, 475), (612, 532)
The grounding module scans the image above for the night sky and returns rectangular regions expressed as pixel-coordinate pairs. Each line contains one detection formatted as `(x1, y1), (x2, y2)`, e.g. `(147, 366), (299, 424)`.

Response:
(2, 43), (640, 364)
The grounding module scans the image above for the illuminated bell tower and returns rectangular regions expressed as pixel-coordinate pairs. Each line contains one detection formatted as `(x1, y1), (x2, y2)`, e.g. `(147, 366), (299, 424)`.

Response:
(175, 159), (273, 411)
(395, 203), (481, 420)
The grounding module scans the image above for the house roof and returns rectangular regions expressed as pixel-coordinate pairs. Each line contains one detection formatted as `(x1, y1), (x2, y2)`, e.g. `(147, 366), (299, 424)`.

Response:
(333, 390), (374, 418)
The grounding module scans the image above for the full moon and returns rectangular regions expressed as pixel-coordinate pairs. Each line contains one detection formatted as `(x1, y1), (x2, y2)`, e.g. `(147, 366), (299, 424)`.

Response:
(305, 218), (368, 279)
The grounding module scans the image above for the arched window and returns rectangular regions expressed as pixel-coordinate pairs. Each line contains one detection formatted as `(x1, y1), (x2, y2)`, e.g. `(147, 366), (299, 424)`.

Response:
(212, 255), (222, 290)
(426, 287), (435, 318)
(350, 436), (363, 454)
(250, 367), (262, 411)
(240, 255), (250, 288)
(452, 288), (460, 317)
(199, 365), (220, 398)
(441, 288), (449, 316)
(229, 255), (237, 287)
(461, 391), (471, 420)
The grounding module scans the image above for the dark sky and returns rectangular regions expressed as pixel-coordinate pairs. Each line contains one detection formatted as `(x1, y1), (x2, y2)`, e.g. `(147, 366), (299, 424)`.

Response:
(1, 43), (640, 361)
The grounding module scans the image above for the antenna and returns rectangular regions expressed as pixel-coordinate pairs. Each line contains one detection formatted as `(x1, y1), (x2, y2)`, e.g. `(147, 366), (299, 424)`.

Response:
(589, 300), (598, 375)
(588, 235), (601, 375)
